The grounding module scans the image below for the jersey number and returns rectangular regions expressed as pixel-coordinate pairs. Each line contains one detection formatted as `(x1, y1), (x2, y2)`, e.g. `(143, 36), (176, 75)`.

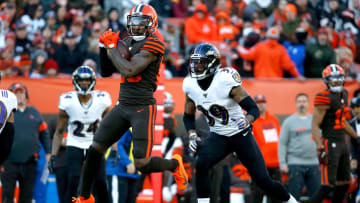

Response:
(120, 75), (142, 83)
(73, 119), (99, 137)
(197, 104), (229, 126)
(334, 107), (347, 129)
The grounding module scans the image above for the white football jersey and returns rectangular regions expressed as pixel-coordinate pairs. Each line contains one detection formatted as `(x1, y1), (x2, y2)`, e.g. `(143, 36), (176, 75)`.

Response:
(59, 90), (112, 149)
(0, 90), (17, 133)
(183, 67), (248, 137)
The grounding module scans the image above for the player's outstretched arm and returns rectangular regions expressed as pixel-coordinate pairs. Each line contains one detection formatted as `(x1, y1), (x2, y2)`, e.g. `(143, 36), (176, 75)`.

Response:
(230, 86), (259, 123)
(51, 110), (69, 156)
(107, 48), (157, 78)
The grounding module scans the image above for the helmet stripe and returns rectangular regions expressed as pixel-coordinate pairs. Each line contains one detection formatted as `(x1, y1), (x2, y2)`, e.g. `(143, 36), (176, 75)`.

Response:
(135, 4), (144, 13)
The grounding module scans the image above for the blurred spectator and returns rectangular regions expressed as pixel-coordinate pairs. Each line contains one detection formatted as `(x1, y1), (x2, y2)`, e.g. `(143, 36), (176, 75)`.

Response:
(236, 27), (303, 79)
(14, 22), (32, 56)
(149, 0), (173, 18)
(251, 94), (282, 203)
(30, 49), (48, 78)
(107, 8), (126, 35)
(349, 0), (360, 27)
(20, 4), (46, 40)
(278, 93), (320, 201)
(86, 22), (102, 65)
(69, 20), (89, 53)
(349, 97), (360, 202)
(319, 0), (359, 35)
(283, 28), (308, 76)
(1, 83), (51, 203)
(215, 11), (240, 43)
(82, 58), (98, 75)
(12, 54), (33, 77)
(304, 28), (336, 78)
(0, 47), (14, 75)
(44, 10), (58, 31)
(232, 28), (260, 77)
(0, 16), (11, 49)
(41, 26), (58, 57)
(268, 0), (288, 27)
(172, 0), (188, 17)
(282, 3), (301, 40)
(339, 57), (360, 81)
(54, 31), (86, 74)
(44, 58), (59, 77)
(184, 3), (217, 44)
(295, 0), (319, 28)
(0, 2), (17, 29)
(339, 30), (356, 59)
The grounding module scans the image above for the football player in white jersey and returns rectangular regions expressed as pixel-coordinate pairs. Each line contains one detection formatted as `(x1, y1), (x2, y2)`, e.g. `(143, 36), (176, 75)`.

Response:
(182, 43), (298, 203)
(49, 66), (111, 203)
(0, 78), (18, 165)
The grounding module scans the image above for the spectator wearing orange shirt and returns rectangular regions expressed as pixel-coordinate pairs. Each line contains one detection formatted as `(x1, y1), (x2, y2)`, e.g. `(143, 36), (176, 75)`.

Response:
(215, 11), (240, 43)
(237, 26), (304, 79)
(251, 94), (282, 203)
(184, 3), (217, 44)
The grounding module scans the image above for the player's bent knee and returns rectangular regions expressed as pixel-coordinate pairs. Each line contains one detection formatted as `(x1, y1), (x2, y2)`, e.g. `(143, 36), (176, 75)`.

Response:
(91, 142), (107, 154)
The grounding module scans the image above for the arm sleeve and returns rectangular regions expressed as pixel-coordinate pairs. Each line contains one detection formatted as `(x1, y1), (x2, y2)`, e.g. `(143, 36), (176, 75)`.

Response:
(99, 47), (117, 77)
(237, 45), (257, 61)
(39, 121), (51, 154)
(278, 118), (290, 166)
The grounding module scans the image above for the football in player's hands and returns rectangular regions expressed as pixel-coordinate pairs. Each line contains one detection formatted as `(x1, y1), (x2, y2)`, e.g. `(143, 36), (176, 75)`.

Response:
(117, 40), (131, 60)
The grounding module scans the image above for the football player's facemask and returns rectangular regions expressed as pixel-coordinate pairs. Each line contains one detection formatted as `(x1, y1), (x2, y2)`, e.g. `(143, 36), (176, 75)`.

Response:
(72, 66), (96, 95)
(322, 64), (345, 93)
(127, 4), (158, 41)
(189, 43), (221, 80)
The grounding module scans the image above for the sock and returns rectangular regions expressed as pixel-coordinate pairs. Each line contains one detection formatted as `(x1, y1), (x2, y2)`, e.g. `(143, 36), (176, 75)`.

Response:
(79, 146), (103, 198)
(332, 184), (349, 202)
(197, 198), (210, 203)
(137, 156), (178, 173)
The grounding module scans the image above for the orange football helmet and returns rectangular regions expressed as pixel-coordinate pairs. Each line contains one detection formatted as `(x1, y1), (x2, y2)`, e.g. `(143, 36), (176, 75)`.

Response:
(127, 4), (158, 41)
(322, 64), (345, 92)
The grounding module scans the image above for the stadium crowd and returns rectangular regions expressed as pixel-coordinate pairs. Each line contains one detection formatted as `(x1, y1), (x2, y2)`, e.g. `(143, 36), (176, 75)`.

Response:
(2, 0), (360, 202)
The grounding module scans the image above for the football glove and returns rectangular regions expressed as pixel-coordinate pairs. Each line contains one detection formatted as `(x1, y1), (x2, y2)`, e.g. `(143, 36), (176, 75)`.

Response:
(109, 150), (120, 167)
(102, 30), (120, 48)
(231, 117), (250, 130)
(317, 147), (328, 165)
(189, 132), (201, 153)
(48, 155), (56, 174)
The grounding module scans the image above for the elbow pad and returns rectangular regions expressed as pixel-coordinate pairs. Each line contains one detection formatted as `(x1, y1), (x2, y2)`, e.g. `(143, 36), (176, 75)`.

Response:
(239, 96), (260, 120)
(183, 113), (196, 132)
(99, 47), (117, 77)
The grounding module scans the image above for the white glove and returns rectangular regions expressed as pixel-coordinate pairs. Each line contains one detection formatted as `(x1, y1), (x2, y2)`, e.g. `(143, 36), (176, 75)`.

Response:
(189, 132), (201, 153)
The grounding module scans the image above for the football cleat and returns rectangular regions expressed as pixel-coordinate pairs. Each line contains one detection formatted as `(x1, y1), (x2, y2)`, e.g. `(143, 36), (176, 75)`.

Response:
(72, 194), (95, 203)
(172, 154), (188, 191)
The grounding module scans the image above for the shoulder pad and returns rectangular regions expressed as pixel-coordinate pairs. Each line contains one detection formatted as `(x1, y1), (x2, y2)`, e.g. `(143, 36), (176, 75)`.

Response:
(140, 37), (165, 55)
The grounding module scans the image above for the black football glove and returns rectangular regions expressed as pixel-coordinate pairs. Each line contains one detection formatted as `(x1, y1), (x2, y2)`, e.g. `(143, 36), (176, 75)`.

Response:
(109, 150), (120, 167)
(48, 155), (56, 174)
(317, 147), (328, 165)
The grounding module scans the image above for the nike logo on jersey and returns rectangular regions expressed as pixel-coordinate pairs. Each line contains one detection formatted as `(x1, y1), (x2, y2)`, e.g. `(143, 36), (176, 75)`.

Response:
(243, 131), (248, 136)
(137, 109), (144, 113)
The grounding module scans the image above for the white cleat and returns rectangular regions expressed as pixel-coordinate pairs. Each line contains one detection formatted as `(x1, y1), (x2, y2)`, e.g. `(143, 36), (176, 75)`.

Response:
(285, 194), (298, 203)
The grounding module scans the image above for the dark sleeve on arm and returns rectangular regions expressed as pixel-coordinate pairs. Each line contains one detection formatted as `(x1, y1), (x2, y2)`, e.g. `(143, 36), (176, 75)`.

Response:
(239, 96), (260, 120)
(100, 47), (117, 77)
(183, 113), (196, 132)
(39, 123), (51, 154)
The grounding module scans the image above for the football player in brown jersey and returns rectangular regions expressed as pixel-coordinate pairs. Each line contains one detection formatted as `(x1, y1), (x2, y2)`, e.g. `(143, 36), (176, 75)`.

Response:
(73, 4), (188, 203)
(311, 64), (358, 202)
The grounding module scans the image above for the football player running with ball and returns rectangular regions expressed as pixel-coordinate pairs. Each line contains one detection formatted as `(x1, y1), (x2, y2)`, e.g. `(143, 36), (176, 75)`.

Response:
(182, 43), (297, 203)
(49, 66), (111, 203)
(73, 4), (188, 203)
